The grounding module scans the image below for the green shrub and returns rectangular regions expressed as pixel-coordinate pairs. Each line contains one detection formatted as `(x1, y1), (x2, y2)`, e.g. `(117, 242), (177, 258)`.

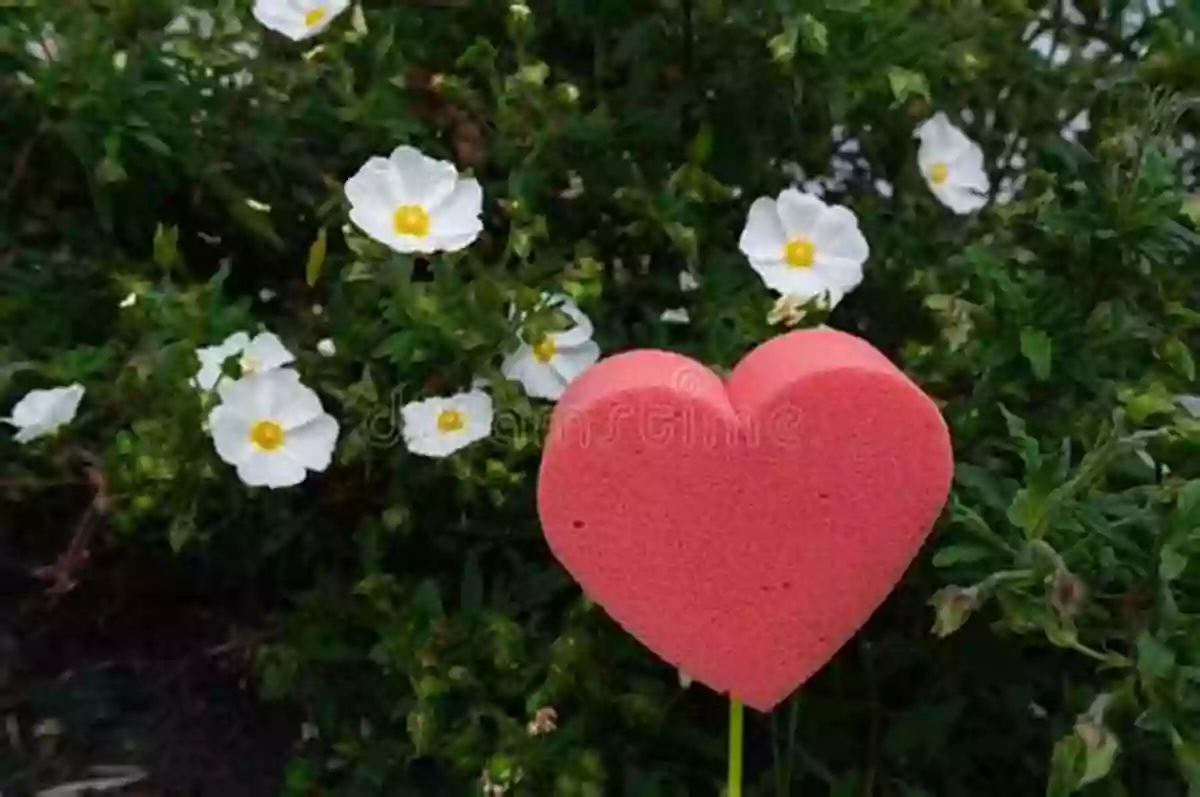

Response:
(2, 0), (1198, 794)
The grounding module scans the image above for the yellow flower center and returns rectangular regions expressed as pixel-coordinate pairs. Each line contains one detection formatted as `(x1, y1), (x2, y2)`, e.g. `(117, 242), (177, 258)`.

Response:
(532, 335), (557, 363)
(393, 204), (431, 237)
(436, 409), (465, 434)
(929, 162), (949, 185)
(249, 420), (285, 452)
(784, 237), (816, 269)
(239, 356), (258, 374)
(304, 6), (328, 27)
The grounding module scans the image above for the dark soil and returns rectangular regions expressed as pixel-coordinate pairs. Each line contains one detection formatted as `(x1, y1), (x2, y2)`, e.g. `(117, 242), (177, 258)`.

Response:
(2, 568), (299, 797)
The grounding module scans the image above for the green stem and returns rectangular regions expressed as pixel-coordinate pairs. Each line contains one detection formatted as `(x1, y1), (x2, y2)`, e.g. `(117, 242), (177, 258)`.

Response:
(728, 697), (744, 797)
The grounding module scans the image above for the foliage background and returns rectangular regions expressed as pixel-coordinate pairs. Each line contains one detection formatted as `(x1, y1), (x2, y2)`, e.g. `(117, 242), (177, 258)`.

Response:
(2, 0), (1199, 794)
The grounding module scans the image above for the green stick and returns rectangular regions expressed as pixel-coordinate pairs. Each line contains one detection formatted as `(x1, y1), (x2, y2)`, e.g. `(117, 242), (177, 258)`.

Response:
(728, 696), (744, 796)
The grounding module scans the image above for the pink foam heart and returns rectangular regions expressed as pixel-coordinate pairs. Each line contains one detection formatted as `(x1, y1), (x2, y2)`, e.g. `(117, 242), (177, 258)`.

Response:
(537, 328), (953, 711)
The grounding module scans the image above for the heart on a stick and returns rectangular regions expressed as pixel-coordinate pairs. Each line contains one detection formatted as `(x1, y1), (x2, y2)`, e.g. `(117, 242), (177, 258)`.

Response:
(537, 328), (953, 711)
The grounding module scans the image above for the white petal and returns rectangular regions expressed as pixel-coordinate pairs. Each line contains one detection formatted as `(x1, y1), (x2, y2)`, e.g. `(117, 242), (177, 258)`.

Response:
(13, 423), (51, 444)
(429, 232), (479, 253)
(678, 271), (699, 292)
(269, 378), (325, 430)
(316, 338), (337, 357)
(430, 178), (483, 227)
(50, 384), (85, 426)
(9, 391), (54, 428)
(812, 256), (863, 304)
(811, 205), (869, 264)
(404, 430), (460, 458)
(194, 363), (223, 390)
(242, 331), (295, 373)
(501, 348), (568, 400)
(281, 413), (339, 471)
(428, 181), (483, 248)
(221, 331), (251, 354)
(215, 373), (274, 419)
(456, 390), (494, 444)
(916, 112), (960, 150)
(660, 308), (691, 324)
(237, 450), (307, 487)
(252, 2), (308, 40)
(946, 147), (990, 193)
(933, 184), (988, 215)
(551, 341), (601, 384)
(388, 146), (458, 208)
(776, 189), (826, 239)
(753, 262), (834, 302)
(8, 385), (83, 431)
(345, 157), (397, 212)
(209, 405), (255, 465)
(348, 206), (416, 252)
(738, 197), (787, 260)
(400, 397), (441, 438)
(546, 295), (595, 348)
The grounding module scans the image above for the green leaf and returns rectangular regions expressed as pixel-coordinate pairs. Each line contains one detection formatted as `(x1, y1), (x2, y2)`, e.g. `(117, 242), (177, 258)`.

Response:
(168, 517), (195, 553)
(1048, 731), (1087, 797)
(1075, 721), (1120, 787)
(768, 23), (798, 63)
(1160, 337), (1196, 381)
(1020, 329), (1053, 380)
(152, 224), (181, 272)
(1171, 480), (1200, 537)
(798, 14), (828, 55)
(1160, 545), (1188, 582)
(1136, 633), (1176, 681)
(929, 585), (981, 637)
(411, 579), (445, 620)
(306, 228), (328, 287)
(687, 123), (713, 165)
(887, 66), (931, 104)
(1007, 487), (1046, 535)
(998, 403), (1028, 440)
(931, 543), (993, 567)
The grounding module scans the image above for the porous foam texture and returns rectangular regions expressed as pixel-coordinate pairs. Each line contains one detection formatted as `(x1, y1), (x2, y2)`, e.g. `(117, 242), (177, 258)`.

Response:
(537, 328), (953, 711)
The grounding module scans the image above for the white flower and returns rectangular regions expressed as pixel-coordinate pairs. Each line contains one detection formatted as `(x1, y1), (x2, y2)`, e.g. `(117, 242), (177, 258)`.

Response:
(916, 112), (990, 214)
(119, 292), (138, 308)
(239, 331), (295, 375)
(194, 332), (251, 390)
(737, 188), (869, 308)
(193, 331), (293, 390)
(660, 308), (690, 324)
(4, 384), (85, 444)
(316, 338), (337, 357)
(253, 0), (350, 41)
(401, 389), (493, 458)
(501, 295), (601, 401)
(1061, 110), (1091, 144)
(25, 24), (62, 62)
(678, 270), (699, 292)
(208, 369), (339, 488)
(344, 146), (484, 254)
